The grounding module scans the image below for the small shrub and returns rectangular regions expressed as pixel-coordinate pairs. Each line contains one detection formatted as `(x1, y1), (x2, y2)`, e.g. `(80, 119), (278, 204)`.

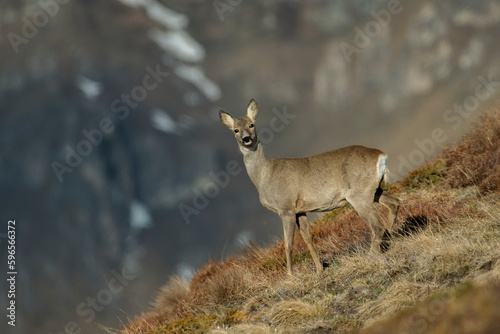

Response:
(399, 158), (446, 191)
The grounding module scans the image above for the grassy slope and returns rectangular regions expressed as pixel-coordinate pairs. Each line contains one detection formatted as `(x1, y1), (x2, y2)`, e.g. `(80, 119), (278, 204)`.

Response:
(118, 108), (500, 334)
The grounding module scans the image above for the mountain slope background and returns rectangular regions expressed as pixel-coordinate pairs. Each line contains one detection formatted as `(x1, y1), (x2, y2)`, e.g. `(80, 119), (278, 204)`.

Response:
(119, 107), (500, 333)
(1, 0), (500, 333)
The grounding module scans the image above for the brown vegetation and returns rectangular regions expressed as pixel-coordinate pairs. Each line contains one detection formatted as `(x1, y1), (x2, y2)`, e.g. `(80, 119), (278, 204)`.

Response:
(444, 108), (500, 194)
(117, 108), (500, 334)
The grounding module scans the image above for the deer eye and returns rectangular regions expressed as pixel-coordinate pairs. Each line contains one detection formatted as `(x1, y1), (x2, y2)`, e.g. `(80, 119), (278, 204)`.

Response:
(249, 124), (254, 128)
(234, 129), (239, 133)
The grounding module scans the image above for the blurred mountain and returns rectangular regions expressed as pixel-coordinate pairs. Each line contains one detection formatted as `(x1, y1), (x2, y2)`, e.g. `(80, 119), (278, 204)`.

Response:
(0, 0), (261, 332)
(182, 0), (500, 162)
(0, 0), (499, 333)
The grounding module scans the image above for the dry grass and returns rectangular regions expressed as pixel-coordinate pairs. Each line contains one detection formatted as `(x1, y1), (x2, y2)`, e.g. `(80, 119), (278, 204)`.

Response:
(118, 108), (500, 334)
(359, 282), (500, 334)
(153, 276), (190, 314)
(443, 107), (500, 194)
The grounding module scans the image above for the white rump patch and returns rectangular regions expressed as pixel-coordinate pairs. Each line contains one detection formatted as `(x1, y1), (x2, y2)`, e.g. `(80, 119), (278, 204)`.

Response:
(377, 154), (388, 181)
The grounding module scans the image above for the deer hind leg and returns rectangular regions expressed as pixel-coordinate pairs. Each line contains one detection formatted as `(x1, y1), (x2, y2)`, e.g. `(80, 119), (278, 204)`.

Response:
(297, 213), (323, 274)
(376, 192), (400, 232)
(280, 213), (296, 275)
(348, 197), (385, 253)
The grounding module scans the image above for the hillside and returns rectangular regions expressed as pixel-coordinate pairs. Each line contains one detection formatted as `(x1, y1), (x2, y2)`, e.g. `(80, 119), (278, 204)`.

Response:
(116, 108), (500, 333)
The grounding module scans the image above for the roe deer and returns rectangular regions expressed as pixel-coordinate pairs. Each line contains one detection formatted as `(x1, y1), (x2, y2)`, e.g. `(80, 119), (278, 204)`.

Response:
(219, 99), (399, 275)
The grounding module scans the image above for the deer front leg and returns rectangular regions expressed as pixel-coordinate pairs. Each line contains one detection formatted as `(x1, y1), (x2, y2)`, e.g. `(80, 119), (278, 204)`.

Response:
(297, 213), (323, 274)
(281, 213), (296, 275)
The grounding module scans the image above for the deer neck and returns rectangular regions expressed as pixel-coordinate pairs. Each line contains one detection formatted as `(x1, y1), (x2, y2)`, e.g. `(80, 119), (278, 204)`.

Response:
(241, 142), (270, 189)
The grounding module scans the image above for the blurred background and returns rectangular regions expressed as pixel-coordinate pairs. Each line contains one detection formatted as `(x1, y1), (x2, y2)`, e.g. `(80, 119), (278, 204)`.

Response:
(1, 0), (500, 333)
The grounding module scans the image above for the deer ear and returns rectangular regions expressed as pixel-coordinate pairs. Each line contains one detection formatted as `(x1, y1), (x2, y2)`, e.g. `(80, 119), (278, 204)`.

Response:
(219, 110), (235, 129)
(246, 99), (259, 120)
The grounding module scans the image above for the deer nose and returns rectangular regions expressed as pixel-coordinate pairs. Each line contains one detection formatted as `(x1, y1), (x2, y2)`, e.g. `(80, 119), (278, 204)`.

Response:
(243, 136), (252, 143)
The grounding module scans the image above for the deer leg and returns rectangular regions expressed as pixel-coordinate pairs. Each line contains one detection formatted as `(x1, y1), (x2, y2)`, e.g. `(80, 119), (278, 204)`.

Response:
(377, 193), (400, 232)
(281, 213), (296, 275)
(297, 213), (323, 274)
(348, 198), (384, 253)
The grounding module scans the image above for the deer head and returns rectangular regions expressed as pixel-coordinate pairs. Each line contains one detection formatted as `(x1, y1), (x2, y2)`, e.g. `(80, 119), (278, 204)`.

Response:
(219, 99), (260, 151)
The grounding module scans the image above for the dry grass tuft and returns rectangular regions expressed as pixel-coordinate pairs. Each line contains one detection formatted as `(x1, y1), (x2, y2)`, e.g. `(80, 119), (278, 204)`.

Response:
(444, 107), (500, 194)
(153, 276), (190, 314)
(189, 259), (249, 308)
(269, 300), (327, 326)
(359, 283), (500, 334)
(118, 311), (170, 334)
(119, 108), (500, 334)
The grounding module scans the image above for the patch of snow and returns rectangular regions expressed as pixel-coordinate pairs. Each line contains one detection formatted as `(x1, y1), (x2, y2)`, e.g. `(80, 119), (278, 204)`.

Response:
(118, 0), (188, 30)
(176, 262), (195, 280)
(76, 76), (103, 100)
(149, 28), (205, 63)
(143, 0), (188, 30)
(454, 3), (500, 27)
(235, 230), (254, 246)
(459, 37), (485, 70)
(174, 64), (221, 101)
(130, 201), (152, 230)
(409, 4), (447, 48)
(117, 0), (141, 6)
(118, 0), (221, 102)
(151, 108), (181, 135)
